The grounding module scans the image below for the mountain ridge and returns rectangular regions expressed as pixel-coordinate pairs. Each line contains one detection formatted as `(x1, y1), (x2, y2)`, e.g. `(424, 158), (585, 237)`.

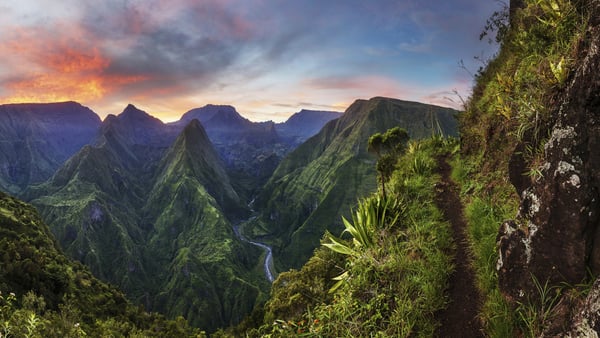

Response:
(0, 101), (101, 194)
(253, 96), (459, 270)
(3, 96), (458, 333)
(24, 113), (267, 332)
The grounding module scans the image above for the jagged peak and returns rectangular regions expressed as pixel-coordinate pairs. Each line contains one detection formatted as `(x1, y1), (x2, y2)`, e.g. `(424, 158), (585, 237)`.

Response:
(175, 119), (213, 151)
(182, 119), (208, 138)
(120, 104), (147, 117)
(116, 104), (164, 126)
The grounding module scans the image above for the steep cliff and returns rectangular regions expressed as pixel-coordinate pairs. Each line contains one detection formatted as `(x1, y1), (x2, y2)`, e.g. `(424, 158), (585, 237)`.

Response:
(459, 0), (600, 335)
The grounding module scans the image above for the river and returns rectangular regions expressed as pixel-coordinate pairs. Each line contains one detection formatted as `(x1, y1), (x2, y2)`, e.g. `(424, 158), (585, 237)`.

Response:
(233, 222), (275, 283)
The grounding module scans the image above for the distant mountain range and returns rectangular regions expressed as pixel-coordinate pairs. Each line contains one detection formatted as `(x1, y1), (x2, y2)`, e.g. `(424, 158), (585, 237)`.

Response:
(0, 97), (458, 332)
(0, 101), (341, 198)
(275, 109), (343, 147)
(172, 105), (341, 201)
(0, 102), (101, 194)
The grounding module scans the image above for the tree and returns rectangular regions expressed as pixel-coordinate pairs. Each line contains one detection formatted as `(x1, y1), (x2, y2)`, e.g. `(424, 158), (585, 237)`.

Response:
(368, 127), (410, 198)
(367, 133), (384, 157)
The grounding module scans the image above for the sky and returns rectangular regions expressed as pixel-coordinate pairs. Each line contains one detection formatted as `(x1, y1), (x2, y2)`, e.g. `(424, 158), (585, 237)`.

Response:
(0, 0), (502, 122)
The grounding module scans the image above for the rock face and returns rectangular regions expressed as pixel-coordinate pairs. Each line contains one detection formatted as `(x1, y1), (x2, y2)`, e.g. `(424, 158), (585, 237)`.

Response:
(497, 0), (600, 308)
(568, 278), (600, 336)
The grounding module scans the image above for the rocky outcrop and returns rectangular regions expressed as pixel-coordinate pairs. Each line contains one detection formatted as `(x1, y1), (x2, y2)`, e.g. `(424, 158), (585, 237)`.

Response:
(567, 278), (600, 336)
(497, 0), (600, 318)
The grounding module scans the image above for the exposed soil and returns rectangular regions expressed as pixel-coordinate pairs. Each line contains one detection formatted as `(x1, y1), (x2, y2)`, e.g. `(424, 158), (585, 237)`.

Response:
(434, 154), (484, 337)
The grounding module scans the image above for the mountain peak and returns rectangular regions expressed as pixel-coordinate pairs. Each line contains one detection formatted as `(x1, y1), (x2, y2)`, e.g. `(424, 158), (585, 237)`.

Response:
(116, 104), (165, 128)
(180, 119), (210, 144)
(124, 103), (137, 110)
(120, 104), (146, 118)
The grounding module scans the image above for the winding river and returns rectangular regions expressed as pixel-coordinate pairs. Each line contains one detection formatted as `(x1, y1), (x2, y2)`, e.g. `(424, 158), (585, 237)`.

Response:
(233, 223), (275, 283)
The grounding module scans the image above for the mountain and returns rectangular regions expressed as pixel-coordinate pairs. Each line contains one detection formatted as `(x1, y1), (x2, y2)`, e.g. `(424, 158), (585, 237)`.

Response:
(252, 97), (459, 269)
(176, 104), (279, 148)
(25, 106), (264, 332)
(275, 109), (342, 147)
(0, 101), (101, 195)
(25, 105), (177, 297)
(0, 190), (200, 336)
(96, 104), (180, 169)
(141, 120), (264, 330)
(151, 119), (242, 214)
(174, 105), (286, 202)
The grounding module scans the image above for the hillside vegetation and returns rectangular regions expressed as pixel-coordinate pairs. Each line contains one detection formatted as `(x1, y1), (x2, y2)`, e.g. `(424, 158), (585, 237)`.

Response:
(222, 136), (457, 336)
(0, 191), (202, 337)
(223, 0), (600, 336)
(3, 0), (600, 335)
(252, 97), (458, 271)
(458, 0), (598, 335)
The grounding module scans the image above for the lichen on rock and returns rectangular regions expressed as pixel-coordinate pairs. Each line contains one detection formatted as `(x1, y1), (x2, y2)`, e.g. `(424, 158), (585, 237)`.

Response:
(496, 2), (600, 328)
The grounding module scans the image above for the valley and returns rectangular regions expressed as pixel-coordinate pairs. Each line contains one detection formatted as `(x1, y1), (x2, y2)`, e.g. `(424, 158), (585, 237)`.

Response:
(233, 220), (275, 283)
(0, 96), (457, 333)
(3, 1), (600, 337)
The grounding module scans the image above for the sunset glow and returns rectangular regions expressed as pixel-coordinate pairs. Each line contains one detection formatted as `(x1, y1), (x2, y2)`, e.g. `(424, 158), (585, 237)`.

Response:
(0, 0), (501, 121)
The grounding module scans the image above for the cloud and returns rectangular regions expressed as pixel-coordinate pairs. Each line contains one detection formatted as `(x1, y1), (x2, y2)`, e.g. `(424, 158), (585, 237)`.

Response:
(304, 75), (416, 99)
(0, 23), (145, 104)
(272, 102), (344, 111)
(0, 0), (501, 121)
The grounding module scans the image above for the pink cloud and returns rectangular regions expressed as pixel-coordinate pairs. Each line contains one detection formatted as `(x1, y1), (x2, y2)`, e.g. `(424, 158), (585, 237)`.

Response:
(304, 75), (417, 99)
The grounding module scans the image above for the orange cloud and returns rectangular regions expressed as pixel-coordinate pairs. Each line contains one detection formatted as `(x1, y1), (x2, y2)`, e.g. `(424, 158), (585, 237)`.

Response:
(45, 47), (109, 73)
(0, 23), (145, 105)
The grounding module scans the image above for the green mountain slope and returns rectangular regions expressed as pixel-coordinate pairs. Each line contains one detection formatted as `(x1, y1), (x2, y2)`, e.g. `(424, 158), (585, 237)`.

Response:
(226, 137), (455, 337)
(25, 106), (263, 332)
(0, 191), (200, 337)
(150, 119), (243, 216)
(253, 97), (458, 269)
(141, 120), (264, 330)
(0, 102), (101, 195)
(24, 105), (174, 295)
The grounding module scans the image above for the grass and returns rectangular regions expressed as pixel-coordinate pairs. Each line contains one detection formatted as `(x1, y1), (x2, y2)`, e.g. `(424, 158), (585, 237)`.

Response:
(454, 1), (591, 335)
(451, 155), (518, 337)
(238, 138), (455, 337)
(516, 275), (562, 337)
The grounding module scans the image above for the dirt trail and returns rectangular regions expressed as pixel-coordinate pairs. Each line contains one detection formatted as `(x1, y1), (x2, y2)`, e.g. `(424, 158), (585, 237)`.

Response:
(434, 155), (483, 337)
